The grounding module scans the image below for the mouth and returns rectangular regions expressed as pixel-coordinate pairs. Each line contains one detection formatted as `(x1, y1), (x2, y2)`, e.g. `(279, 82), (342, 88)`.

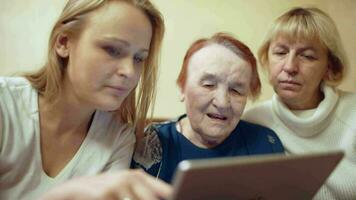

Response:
(207, 113), (228, 121)
(106, 85), (128, 95)
(279, 80), (300, 85)
(278, 80), (301, 88)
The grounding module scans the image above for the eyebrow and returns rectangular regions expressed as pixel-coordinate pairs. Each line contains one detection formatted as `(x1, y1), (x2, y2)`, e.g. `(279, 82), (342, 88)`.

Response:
(272, 43), (287, 48)
(273, 42), (317, 52)
(101, 36), (149, 52)
(200, 73), (216, 80)
(200, 72), (247, 87)
(298, 47), (317, 53)
(231, 81), (247, 88)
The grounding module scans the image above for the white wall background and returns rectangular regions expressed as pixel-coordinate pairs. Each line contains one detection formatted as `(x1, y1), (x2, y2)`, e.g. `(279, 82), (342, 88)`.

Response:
(1, 0), (355, 118)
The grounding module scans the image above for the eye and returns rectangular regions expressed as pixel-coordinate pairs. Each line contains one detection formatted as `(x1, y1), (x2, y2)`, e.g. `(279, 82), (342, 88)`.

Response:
(272, 50), (287, 56)
(301, 54), (316, 61)
(202, 82), (215, 88)
(230, 88), (241, 95)
(103, 46), (121, 57)
(134, 55), (146, 64)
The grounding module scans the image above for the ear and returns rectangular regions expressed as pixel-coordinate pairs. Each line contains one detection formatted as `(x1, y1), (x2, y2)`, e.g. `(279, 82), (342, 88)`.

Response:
(179, 89), (185, 102)
(323, 63), (331, 81)
(55, 33), (70, 58)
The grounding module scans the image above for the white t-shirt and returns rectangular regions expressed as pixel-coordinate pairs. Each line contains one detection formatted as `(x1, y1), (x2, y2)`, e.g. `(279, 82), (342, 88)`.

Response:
(0, 77), (136, 200)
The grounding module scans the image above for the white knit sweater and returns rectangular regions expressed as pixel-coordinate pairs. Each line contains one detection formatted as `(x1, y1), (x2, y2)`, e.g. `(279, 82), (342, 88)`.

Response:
(243, 85), (356, 200)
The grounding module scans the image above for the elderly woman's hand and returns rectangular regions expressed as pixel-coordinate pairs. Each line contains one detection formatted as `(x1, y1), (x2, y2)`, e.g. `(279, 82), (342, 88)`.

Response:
(39, 169), (172, 200)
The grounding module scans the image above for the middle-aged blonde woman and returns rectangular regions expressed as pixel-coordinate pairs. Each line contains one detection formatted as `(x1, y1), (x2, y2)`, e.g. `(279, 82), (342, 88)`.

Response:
(0, 0), (172, 200)
(243, 7), (356, 199)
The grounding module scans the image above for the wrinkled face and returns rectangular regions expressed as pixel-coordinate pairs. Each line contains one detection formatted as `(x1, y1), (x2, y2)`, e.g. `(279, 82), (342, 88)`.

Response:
(60, 1), (152, 111)
(267, 35), (329, 109)
(182, 43), (252, 148)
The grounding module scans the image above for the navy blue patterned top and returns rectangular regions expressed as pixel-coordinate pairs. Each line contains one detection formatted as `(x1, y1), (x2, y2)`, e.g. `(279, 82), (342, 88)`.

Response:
(131, 115), (284, 183)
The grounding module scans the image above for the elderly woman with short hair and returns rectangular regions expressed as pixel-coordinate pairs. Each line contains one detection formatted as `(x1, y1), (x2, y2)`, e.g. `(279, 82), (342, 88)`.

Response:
(132, 33), (285, 183)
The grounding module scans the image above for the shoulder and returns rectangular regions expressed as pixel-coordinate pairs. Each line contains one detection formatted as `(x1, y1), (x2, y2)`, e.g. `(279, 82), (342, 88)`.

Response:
(0, 77), (37, 115)
(0, 76), (31, 88)
(132, 122), (164, 170)
(243, 100), (273, 126)
(140, 119), (178, 148)
(149, 120), (177, 139)
(237, 120), (285, 153)
(334, 89), (356, 127)
(0, 77), (32, 94)
(0, 77), (35, 102)
(140, 118), (180, 145)
(337, 89), (356, 105)
(0, 78), (38, 167)
(131, 119), (177, 170)
(238, 120), (277, 137)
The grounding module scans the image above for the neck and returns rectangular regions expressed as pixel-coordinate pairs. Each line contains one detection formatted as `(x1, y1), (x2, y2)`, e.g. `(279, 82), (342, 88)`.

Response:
(39, 85), (95, 137)
(179, 117), (220, 149)
(284, 89), (324, 110)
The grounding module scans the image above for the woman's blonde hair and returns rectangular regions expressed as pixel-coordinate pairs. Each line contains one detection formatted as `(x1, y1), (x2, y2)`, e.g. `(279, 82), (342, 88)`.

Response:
(24, 0), (164, 135)
(258, 7), (348, 86)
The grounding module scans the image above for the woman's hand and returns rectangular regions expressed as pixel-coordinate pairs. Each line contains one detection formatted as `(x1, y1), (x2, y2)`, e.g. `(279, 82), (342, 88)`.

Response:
(0, 157), (13, 175)
(39, 169), (172, 200)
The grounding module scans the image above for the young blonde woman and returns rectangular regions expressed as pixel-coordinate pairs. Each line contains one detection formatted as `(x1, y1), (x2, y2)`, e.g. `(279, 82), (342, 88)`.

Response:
(244, 7), (356, 199)
(0, 0), (171, 199)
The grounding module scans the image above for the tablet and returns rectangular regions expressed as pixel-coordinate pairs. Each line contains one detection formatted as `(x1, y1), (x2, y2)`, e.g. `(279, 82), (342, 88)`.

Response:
(170, 151), (344, 200)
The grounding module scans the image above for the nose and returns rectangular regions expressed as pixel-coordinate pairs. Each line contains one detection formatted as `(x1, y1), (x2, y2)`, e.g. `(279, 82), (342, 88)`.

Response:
(116, 57), (136, 79)
(283, 53), (298, 75)
(212, 87), (230, 110)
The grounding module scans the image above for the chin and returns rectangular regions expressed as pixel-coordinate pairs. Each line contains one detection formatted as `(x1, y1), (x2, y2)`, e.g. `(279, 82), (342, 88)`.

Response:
(278, 89), (301, 98)
(96, 100), (123, 112)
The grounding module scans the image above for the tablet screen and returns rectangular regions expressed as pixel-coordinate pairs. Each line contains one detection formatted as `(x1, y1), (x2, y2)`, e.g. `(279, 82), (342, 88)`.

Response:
(170, 151), (344, 200)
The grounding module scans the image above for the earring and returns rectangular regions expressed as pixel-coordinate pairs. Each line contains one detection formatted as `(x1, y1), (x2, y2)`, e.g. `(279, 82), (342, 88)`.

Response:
(180, 95), (185, 102)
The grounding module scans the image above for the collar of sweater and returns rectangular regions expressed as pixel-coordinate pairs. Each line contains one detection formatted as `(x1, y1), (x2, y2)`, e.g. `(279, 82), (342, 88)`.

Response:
(272, 84), (339, 137)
